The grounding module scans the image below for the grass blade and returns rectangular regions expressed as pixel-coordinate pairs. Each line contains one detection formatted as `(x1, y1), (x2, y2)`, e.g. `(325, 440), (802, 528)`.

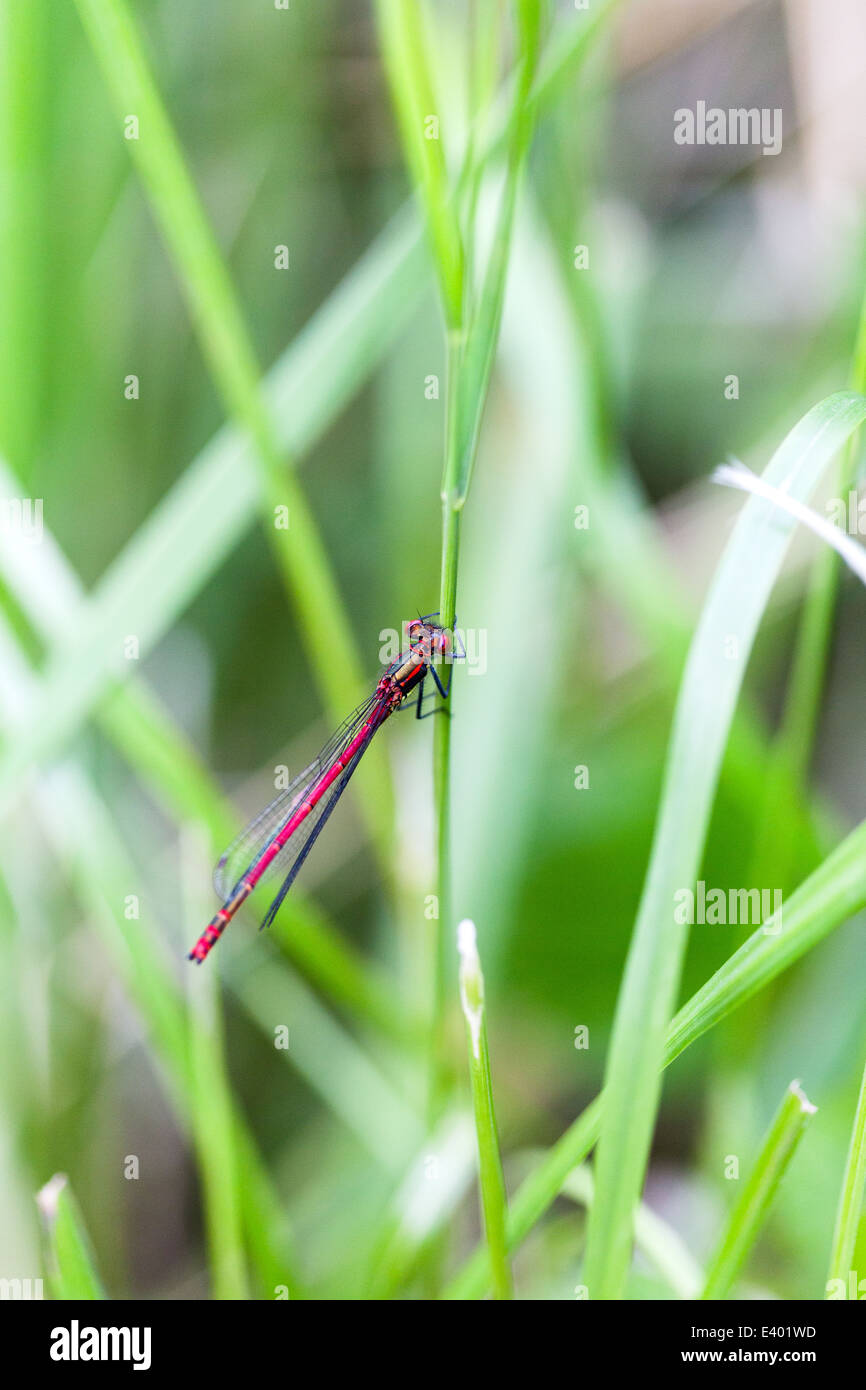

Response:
(477, 0), (623, 170)
(662, 819), (866, 1070)
(701, 1082), (816, 1300)
(559, 1166), (704, 1300)
(229, 951), (423, 1175)
(37, 1174), (106, 1300)
(0, 212), (423, 828)
(447, 809), (866, 1297)
(366, 1111), (476, 1297)
(183, 834), (250, 1301)
(757, 267), (866, 815)
(457, 919), (511, 1299)
(451, 0), (543, 506)
(0, 458), (420, 1047)
(826, 1047), (866, 1292)
(0, 524), (423, 1237)
(713, 461), (866, 587)
(0, 0), (50, 477)
(0, 0), (622, 813)
(583, 391), (866, 1300)
(430, 0), (544, 1120)
(71, 0), (367, 735)
(375, 0), (464, 327)
(26, 758), (306, 1299)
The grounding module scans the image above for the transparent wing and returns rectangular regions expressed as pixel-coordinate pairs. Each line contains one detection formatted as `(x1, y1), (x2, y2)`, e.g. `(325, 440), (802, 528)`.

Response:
(213, 693), (378, 900)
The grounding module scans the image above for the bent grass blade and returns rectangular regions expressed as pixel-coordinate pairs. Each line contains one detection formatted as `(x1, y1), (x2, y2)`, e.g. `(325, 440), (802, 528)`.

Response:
(583, 391), (866, 1301)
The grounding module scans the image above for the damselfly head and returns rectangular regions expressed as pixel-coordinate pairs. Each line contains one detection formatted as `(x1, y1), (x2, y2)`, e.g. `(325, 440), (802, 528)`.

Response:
(407, 617), (450, 656)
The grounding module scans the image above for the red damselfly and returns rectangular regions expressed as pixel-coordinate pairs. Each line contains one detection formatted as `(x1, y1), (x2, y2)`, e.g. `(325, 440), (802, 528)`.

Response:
(188, 615), (461, 962)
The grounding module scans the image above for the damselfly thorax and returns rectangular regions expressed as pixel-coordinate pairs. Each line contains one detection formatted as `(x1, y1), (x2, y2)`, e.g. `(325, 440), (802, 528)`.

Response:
(385, 620), (452, 699)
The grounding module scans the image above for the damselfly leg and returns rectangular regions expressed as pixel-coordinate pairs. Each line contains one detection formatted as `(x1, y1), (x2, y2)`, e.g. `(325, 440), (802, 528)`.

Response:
(413, 675), (449, 719)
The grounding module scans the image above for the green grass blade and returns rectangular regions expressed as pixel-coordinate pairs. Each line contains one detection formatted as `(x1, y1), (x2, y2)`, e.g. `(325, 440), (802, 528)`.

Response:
(71, 0), (367, 736)
(0, 0), (50, 478)
(230, 1123), (302, 1301)
(457, 920), (511, 1298)
(366, 1111), (476, 1297)
(27, 757), (306, 1298)
(17, 704), (303, 1300)
(521, 197), (830, 882)
(5, 594), (417, 1186)
(0, 458), (420, 1048)
(461, 0), (505, 288)
(375, 0), (464, 328)
(447, 810), (866, 1297)
(559, 1166), (703, 1300)
(0, 0), (619, 813)
(476, 0), (623, 171)
(769, 270), (866, 792)
(265, 899), (422, 1049)
(450, 0), (542, 506)
(583, 391), (866, 1301)
(429, 0), (544, 1121)
(701, 1082), (816, 1300)
(42, 752), (417, 1192)
(528, 0), (621, 120)
(826, 1046), (866, 1291)
(428, 6), (616, 1078)
(37, 1174), (106, 1300)
(229, 951), (423, 1174)
(188, 981), (250, 1300)
(662, 822), (866, 1068)
(0, 206), (423, 838)
(184, 835), (250, 1301)
(444, 1099), (602, 1299)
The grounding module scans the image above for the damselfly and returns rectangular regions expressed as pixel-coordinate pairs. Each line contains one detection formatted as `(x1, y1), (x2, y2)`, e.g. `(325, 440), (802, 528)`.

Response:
(188, 615), (460, 963)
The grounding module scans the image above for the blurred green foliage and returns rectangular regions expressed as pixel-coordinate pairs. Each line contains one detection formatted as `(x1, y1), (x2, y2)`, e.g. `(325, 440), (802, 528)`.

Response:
(1, 0), (866, 1299)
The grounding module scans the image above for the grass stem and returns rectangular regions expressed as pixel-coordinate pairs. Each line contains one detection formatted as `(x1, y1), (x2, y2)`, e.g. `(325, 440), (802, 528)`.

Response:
(458, 919), (512, 1299)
